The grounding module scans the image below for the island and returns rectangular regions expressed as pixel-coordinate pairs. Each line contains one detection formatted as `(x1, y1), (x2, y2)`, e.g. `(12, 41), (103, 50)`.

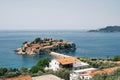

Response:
(16, 38), (76, 55)
(88, 26), (120, 32)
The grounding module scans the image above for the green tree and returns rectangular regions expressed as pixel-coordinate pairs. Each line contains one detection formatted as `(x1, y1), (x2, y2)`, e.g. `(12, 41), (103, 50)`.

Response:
(33, 38), (42, 44)
(30, 58), (51, 73)
(59, 39), (63, 42)
(23, 41), (27, 45)
(36, 58), (51, 67)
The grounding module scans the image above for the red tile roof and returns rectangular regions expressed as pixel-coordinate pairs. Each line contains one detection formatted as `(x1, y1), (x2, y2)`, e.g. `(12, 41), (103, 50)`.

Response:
(56, 57), (80, 65)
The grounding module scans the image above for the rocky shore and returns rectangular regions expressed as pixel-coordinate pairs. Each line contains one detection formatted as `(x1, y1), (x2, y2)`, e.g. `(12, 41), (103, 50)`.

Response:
(16, 38), (76, 55)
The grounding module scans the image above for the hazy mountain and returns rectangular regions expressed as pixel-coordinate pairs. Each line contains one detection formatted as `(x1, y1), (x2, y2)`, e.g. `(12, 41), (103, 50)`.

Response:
(88, 26), (120, 32)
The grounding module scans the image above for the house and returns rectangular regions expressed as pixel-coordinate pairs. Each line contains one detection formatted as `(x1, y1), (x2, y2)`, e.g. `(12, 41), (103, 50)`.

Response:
(70, 61), (96, 80)
(47, 59), (60, 71)
(70, 66), (120, 80)
(70, 68), (97, 80)
(73, 62), (89, 70)
(3, 75), (32, 80)
(56, 57), (80, 68)
(46, 56), (91, 72)
(47, 56), (95, 80)
(46, 57), (80, 71)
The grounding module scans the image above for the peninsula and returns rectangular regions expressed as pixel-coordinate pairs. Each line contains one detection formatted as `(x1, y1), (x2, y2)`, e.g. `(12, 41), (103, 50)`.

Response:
(88, 26), (120, 32)
(16, 38), (76, 55)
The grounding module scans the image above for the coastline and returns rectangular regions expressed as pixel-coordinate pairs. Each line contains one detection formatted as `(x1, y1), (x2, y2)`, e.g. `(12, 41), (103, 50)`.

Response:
(0, 31), (120, 68)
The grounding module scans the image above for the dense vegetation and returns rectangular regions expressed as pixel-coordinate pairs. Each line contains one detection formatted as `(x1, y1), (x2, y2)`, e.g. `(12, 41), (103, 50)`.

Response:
(30, 58), (50, 73)
(79, 57), (120, 69)
(45, 69), (70, 80)
(0, 58), (70, 80)
(0, 58), (50, 78)
(0, 68), (20, 78)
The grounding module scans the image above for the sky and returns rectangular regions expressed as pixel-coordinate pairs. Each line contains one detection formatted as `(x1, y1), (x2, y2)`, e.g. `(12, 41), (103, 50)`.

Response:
(0, 0), (120, 30)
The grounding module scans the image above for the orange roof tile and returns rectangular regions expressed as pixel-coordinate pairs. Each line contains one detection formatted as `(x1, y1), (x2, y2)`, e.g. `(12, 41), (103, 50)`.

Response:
(32, 47), (37, 51)
(56, 57), (80, 65)
(32, 44), (40, 48)
(4, 75), (32, 80)
(26, 47), (31, 51)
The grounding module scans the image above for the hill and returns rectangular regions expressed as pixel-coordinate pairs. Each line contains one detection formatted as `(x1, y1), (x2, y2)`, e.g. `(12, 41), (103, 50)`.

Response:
(88, 26), (120, 32)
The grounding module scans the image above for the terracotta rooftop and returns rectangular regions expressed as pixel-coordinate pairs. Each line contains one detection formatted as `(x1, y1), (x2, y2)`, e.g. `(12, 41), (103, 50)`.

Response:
(56, 57), (80, 65)
(26, 47), (31, 51)
(3, 75), (32, 80)
(32, 44), (40, 48)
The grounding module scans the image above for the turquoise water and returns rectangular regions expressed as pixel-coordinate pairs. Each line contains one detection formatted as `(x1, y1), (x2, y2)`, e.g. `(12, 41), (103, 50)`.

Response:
(0, 31), (120, 68)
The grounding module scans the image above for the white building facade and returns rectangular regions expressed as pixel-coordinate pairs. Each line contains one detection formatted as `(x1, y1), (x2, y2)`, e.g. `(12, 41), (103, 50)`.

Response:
(70, 62), (96, 80)
(46, 59), (60, 71)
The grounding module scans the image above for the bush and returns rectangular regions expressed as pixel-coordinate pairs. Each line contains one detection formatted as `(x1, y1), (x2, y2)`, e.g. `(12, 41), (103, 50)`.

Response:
(30, 66), (44, 73)
(50, 69), (70, 80)
(113, 55), (120, 61)
(91, 73), (107, 80)
(5, 72), (21, 78)
(0, 68), (8, 76)
(20, 67), (28, 73)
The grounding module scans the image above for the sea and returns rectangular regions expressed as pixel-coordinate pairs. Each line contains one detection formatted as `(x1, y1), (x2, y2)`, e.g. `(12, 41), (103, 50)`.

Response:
(0, 30), (120, 68)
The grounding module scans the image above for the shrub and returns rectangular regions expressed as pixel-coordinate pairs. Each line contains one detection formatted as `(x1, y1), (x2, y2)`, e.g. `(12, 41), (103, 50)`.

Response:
(20, 67), (28, 73)
(53, 69), (70, 80)
(29, 66), (44, 73)
(0, 68), (8, 76)
(113, 55), (120, 61)
(5, 72), (21, 78)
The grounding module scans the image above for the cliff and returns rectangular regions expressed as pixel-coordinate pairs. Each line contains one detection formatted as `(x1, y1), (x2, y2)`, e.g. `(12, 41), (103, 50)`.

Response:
(16, 38), (76, 55)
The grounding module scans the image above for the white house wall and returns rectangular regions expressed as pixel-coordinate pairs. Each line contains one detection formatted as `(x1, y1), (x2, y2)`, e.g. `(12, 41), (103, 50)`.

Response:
(49, 59), (60, 71)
